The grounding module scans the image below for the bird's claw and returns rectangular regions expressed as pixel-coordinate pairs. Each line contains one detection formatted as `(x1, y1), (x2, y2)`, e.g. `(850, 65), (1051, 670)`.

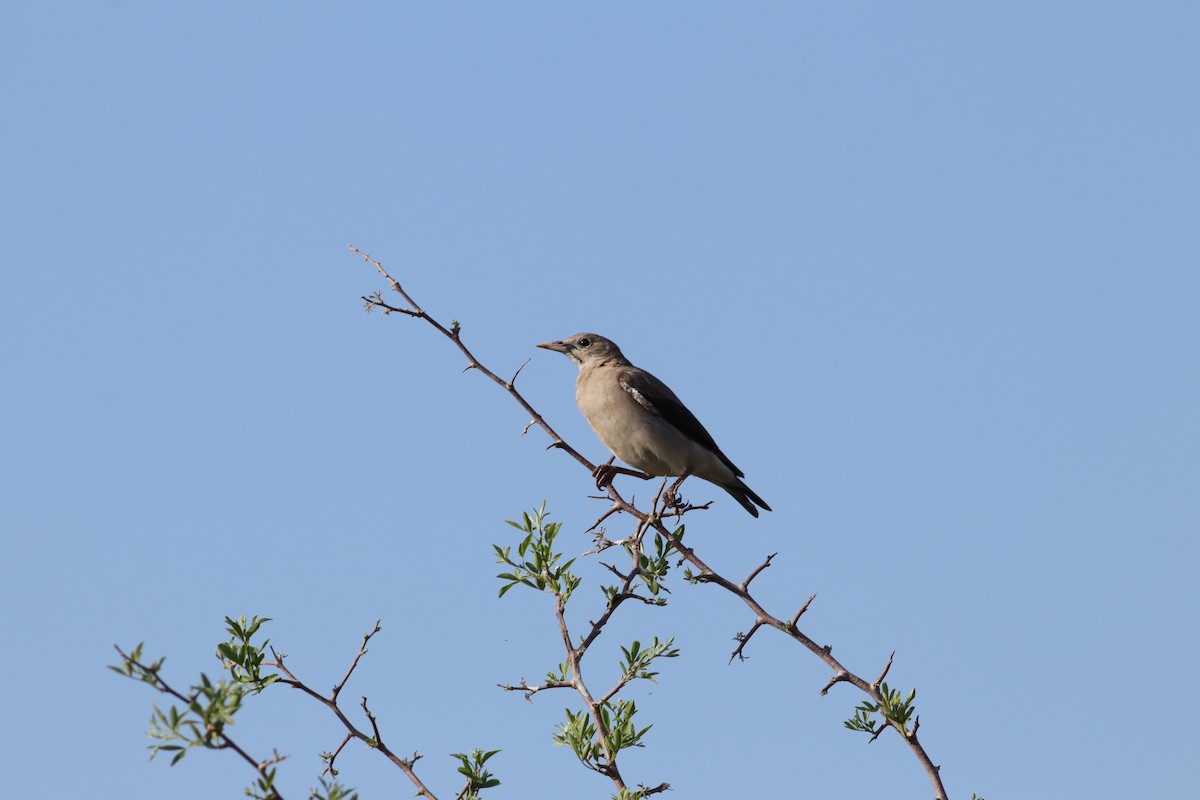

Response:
(663, 487), (684, 509)
(663, 471), (692, 510)
(593, 463), (617, 490)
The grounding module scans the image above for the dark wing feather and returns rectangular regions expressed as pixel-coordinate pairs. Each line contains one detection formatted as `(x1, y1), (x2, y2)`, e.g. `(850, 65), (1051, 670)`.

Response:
(616, 367), (744, 478)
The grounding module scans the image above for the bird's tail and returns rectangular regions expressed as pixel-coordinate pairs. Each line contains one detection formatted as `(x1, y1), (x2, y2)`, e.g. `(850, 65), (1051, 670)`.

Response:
(724, 480), (771, 517)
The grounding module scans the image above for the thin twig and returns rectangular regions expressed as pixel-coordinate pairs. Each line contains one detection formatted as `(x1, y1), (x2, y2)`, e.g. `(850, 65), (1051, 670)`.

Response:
(507, 357), (532, 389)
(728, 621), (764, 664)
(266, 632), (439, 799)
(791, 594), (817, 627)
(586, 504), (622, 534)
(333, 620), (382, 702)
(740, 553), (777, 592)
(350, 245), (595, 474)
(497, 679), (573, 702)
(323, 733), (354, 777)
(873, 651), (896, 688)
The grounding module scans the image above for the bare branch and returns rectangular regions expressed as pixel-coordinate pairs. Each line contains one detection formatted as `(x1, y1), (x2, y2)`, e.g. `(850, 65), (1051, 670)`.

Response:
(820, 672), (852, 696)
(740, 553), (777, 592)
(361, 696), (384, 746)
(498, 679), (573, 702)
(587, 504), (623, 534)
(729, 621), (764, 664)
(322, 733), (354, 778)
(790, 594), (817, 627)
(266, 630), (440, 799)
(873, 651), (896, 689)
(350, 245), (595, 474)
(507, 357), (532, 389)
(333, 620), (382, 702)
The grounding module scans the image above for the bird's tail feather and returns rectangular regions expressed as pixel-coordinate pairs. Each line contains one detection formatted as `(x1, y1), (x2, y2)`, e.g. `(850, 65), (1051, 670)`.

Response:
(724, 481), (771, 517)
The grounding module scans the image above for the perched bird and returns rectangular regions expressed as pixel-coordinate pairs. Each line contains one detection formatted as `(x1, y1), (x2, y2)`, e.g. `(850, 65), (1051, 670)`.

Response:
(537, 333), (770, 517)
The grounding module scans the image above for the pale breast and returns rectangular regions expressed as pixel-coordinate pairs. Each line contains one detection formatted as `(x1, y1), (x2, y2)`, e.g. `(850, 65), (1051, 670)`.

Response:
(576, 367), (733, 481)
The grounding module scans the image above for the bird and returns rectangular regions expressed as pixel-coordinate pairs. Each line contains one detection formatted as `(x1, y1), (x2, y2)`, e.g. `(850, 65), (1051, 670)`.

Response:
(537, 333), (770, 517)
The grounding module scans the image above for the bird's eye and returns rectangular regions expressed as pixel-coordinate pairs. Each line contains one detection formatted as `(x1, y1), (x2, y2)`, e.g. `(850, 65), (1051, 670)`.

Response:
(577, 338), (591, 347)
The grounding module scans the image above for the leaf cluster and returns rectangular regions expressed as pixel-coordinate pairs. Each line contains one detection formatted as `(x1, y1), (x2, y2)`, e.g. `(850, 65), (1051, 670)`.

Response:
(844, 681), (918, 739)
(218, 614), (280, 692)
(110, 617), (359, 800)
(553, 698), (651, 770)
(618, 638), (679, 685)
(495, 502), (579, 600)
(450, 748), (502, 799)
(110, 617), (278, 769)
(611, 525), (681, 603)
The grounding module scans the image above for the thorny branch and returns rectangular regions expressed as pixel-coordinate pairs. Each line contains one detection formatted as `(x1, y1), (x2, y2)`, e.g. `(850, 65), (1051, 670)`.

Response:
(264, 622), (440, 800)
(352, 244), (594, 475)
(354, 245), (950, 800)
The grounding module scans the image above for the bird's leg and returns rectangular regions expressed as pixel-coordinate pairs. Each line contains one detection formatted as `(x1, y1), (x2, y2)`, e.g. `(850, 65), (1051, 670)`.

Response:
(593, 456), (653, 489)
(663, 470), (693, 509)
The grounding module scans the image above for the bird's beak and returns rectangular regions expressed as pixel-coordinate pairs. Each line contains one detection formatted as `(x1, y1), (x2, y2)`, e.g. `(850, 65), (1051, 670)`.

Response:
(537, 340), (570, 353)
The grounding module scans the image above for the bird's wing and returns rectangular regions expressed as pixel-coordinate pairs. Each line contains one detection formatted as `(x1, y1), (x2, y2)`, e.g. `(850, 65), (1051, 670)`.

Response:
(616, 366), (744, 478)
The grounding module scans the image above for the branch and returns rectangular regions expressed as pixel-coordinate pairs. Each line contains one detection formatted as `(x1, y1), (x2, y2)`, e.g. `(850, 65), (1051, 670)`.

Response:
(497, 678), (573, 702)
(350, 245), (593, 472)
(265, 626), (440, 799)
(323, 733), (354, 778)
(791, 594), (817, 627)
(658, 522), (947, 797)
(332, 620), (381, 703)
(553, 588), (630, 791)
(729, 621), (764, 665)
(740, 553), (777, 592)
(112, 645), (285, 800)
(874, 651), (896, 688)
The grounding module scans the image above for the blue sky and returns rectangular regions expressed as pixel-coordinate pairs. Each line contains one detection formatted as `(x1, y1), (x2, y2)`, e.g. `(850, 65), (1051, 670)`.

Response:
(3, 3), (1197, 798)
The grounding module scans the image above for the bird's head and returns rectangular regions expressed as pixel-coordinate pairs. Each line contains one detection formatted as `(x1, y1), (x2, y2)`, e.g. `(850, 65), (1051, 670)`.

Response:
(537, 333), (627, 367)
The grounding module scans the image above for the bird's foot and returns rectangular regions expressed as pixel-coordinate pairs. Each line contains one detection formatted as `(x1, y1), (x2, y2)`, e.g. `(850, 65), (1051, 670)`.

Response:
(663, 487), (684, 509)
(593, 460), (618, 489)
(592, 459), (653, 490)
(663, 471), (693, 510)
